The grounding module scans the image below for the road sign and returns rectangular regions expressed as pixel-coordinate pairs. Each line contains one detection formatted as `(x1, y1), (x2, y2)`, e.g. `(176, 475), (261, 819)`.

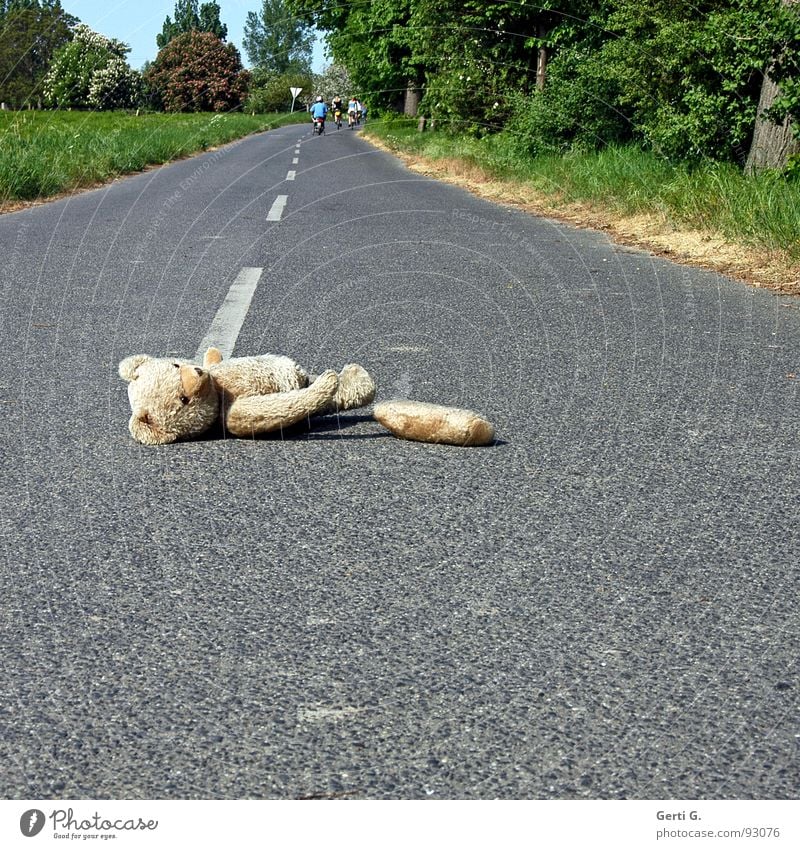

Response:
(290, 87), (302, 112)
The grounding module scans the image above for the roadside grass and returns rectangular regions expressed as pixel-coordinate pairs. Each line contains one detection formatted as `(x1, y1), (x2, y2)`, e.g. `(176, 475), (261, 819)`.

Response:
(0, 109), (309, 204)
(365, 116), (800, 288)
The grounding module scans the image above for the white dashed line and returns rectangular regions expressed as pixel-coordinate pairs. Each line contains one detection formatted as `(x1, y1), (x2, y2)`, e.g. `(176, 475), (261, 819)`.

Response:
(292, 157), (299, 164)
(194, 267), (263, 360)
(266, 194), (288, 221)
(286, 170), (296, 181)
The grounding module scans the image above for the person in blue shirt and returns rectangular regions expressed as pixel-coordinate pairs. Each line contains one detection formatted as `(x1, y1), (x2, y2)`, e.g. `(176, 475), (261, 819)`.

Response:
(311, 96), (328, 134)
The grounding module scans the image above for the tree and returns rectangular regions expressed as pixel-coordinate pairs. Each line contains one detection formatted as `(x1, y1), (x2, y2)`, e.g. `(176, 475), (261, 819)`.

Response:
(289, 0), (586, 118)
(745, 0), (800, 172)
(592, 0), (780, 163)
(292, 0), (800, 169)
(0, 0), (75, 108)
(244, 0), (313, 75)
(43, 23), (141, 109)
(198, 1), (227, 39)
(156, 0), (227, 50)
(145, 30), (249, 112)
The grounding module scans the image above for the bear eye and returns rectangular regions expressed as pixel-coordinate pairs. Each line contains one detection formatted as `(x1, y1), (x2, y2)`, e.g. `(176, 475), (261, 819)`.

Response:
(173, 362), (180, 368)
(180, 395), (189, 405)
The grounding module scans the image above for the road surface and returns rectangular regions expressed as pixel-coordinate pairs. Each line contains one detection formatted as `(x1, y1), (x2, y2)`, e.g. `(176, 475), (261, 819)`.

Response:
(1, 121), (798, 800)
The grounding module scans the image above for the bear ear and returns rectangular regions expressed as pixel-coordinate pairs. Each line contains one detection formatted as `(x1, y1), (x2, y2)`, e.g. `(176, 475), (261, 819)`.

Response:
(119, 355), (151, 382)
(179, 364), (206, 397)
(128, 410), (176, 445)
(203, 347), (223, 367)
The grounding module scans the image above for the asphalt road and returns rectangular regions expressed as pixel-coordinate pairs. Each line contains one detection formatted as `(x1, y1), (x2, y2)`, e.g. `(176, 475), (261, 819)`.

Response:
(1, 119), (798, 800)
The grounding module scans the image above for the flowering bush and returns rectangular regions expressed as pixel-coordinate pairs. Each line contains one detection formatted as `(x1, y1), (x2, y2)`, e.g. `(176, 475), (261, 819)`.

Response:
(312, 63), (354, 105)
(88, 56), (143, 110)
(44, 24), (141, 110)
(145, 31), (250, 113)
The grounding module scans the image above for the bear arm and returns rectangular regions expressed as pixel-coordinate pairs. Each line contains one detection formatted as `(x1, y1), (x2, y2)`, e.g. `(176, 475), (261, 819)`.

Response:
(224, 370), (338, 437)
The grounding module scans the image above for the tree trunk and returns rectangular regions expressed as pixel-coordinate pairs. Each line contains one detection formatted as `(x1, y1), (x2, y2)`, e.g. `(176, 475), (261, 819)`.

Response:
(745, 71), (799, 173)
(745, 0), (800, 173)
(536, 23), (548, 90)
(404, 84), (421, 117)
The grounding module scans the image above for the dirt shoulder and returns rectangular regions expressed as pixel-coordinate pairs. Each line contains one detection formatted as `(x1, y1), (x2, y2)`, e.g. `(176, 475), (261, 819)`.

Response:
(364, 133), (800, 297)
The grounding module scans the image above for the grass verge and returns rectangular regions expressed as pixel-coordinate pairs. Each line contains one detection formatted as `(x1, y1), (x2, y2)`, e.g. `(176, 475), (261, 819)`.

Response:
(364, 116), (800, 294)
(0, 109), (309, 208)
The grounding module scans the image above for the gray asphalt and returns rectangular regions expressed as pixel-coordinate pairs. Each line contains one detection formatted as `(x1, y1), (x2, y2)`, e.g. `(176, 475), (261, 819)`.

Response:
(1, 118), (798, 800)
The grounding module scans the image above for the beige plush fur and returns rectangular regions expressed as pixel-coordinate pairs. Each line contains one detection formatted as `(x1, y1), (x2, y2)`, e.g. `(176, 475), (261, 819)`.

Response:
(373, 400), (495, 446)
(119, 348), (375, 445)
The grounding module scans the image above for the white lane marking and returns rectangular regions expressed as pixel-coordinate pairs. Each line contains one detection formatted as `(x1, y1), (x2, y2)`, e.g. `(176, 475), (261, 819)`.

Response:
(292, 157), (299, 164)
(266, 194), (288, 221)
(194, 267), (263, 361)
(286, 170), (296, 181)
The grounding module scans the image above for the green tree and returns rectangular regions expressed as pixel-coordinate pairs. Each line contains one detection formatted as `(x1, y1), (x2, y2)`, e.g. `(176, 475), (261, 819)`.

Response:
(43, 23), (141, 109)
(409, 0), (584, 127)
(199, 1), (227, 39)
(293, 0), (800, 167)
(594, 0), (781, 162)
(146, 29), (249, 112)
(244, 0), (313, 75)
(0, 0), (75, 107)
(289, 0), (587, 117)
(157, 0), (228, 49)
(291, 0), (416, 111)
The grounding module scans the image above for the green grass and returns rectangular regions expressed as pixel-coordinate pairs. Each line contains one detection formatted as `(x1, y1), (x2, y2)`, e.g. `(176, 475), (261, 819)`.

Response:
(0, 109), (310, 203)
(366, 116), (800, 260)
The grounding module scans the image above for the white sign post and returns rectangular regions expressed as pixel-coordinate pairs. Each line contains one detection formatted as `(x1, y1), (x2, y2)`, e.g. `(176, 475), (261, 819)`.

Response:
(289, 87), (303, 113)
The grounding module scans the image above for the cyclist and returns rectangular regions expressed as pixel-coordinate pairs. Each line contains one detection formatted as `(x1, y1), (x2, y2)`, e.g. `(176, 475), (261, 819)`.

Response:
(310, 95), (327, 134)
(347, 97), (358, 128)
(331, 95), (344, 128)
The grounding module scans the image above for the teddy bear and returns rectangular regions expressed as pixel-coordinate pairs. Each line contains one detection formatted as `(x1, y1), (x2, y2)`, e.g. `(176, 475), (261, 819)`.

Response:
(118, 347), (376, 445)
(119, 347), (495, 447)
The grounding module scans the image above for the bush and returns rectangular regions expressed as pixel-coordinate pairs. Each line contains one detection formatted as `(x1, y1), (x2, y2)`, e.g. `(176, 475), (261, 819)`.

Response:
(244, 70), (312, 113)
(500, 46), (632, 158)
(145, 31), (250, 113)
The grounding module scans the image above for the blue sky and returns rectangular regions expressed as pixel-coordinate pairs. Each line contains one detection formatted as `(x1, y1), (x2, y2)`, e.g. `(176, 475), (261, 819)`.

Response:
(67, 0), (328, 71)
